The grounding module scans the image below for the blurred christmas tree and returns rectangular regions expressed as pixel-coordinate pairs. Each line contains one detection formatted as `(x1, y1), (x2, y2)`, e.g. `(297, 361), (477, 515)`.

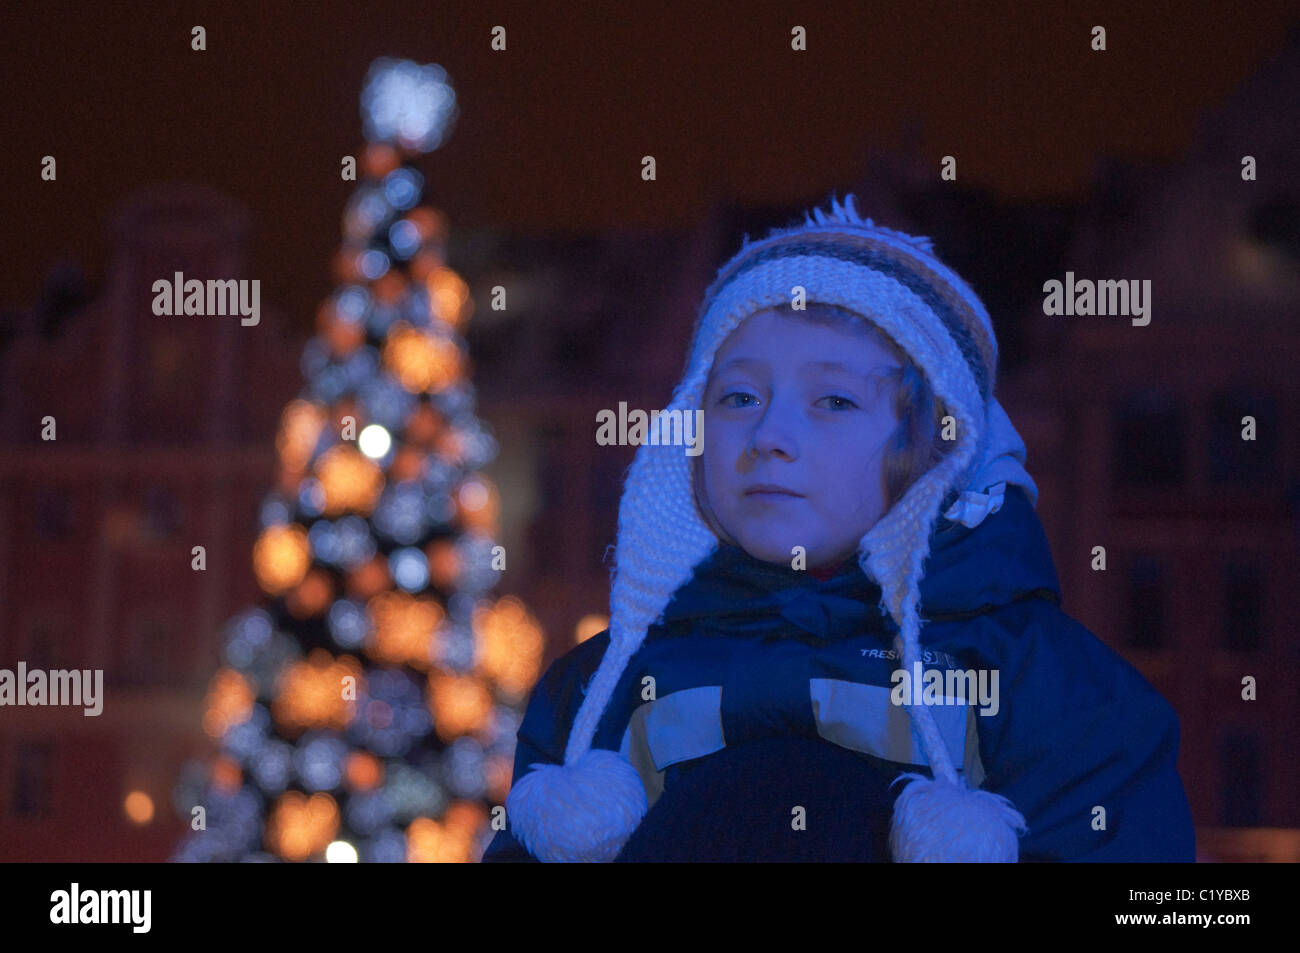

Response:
(171, 58), (543, 863)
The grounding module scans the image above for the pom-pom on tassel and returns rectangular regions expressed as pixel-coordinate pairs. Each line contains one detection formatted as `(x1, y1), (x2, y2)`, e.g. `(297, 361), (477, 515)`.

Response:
(505, 748), (648, 862)
(888, 772), (1027, 862)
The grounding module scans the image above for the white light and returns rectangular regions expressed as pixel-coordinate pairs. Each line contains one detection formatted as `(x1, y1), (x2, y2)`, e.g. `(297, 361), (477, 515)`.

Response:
(326, 840), (359, 863)
(359, 424), (392, 459)
(361, 58), (458, 152)
(458, 479), (489, 510)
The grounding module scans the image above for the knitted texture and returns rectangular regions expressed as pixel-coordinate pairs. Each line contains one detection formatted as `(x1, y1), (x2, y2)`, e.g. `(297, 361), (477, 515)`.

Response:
(509, 193), (1032, 862)
(504, 748), (648, 862)
(888, 772), (1030, 862)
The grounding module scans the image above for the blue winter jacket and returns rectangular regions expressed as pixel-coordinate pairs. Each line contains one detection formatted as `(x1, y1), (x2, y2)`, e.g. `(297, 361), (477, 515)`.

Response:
(482, 485), (1196, 862)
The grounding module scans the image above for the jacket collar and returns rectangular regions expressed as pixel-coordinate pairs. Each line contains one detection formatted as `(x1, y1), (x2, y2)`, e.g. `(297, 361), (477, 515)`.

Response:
(654, 484), (1060, 640)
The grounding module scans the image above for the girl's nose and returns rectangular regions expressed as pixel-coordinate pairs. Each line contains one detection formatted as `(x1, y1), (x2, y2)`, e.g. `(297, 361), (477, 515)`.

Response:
(746, 407), (799, 461)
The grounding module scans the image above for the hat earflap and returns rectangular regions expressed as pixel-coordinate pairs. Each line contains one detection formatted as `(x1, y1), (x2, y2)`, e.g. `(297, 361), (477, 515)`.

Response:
(862, 432), (1029, 862)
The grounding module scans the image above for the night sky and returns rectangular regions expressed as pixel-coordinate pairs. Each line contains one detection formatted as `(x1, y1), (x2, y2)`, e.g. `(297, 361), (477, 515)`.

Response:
(4, 0), (1298, 332)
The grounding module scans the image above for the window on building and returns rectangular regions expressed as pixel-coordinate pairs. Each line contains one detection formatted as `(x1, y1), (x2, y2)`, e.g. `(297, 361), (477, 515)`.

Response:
(1209, 389), (1279, 487)
(35, 486), (73, 540)
(1111, 390), (1186, 487)
(527, 424), (572, 572)
(142, 486), (183, 540)
(115, 615), (171, 687)
(13, 741), (53, 818)
(1220, 729), (1262, 826)
(1126, 555), (1166, 649)
(1222, 559), (1264, 652)
(26, 619), (59, 670)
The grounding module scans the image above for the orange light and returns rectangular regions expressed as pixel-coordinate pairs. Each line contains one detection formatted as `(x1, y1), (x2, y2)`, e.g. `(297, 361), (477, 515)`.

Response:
(426, 266), (471, 330)
(405, 207), (448, 245)
(332, 246), (362, 283)
(362, 143), (401, 178)
(406, 816), (473, 863)
(276, 397), (327, 471)
(325, 314), (366, 358)
(344, 752), (384, 792)
(575, 614), (610, 645)
(382, 322), (462, 394)
(315, 444), (385, 516)
(201, 668), (256, 739)
(124, 790), (154, 825)
(287, 568), (335, 619)
(409, 250), (443, 281)
(212, 756), (243, 793)
(389, 446), (425, 482)
(472, 596), (544, 699)
(252, 523), (312, 595)
(442, 800), (489, 837)
(454, 477), (498, 533)
(427, 670), (494, 742)
(345, 555), (391, 600)
(372, 271), (407, 305)
(425, 539), (460, 589)
(266, 791), (340, 861)
(404, 403), (444, 445)
(484, 755), (513, 804)
(366, 591), (444, 670)
(271, 649), (363, 735)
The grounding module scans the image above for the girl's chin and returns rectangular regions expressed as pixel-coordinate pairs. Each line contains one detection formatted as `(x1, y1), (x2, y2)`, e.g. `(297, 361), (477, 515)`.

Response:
(731, 531), (826, 565)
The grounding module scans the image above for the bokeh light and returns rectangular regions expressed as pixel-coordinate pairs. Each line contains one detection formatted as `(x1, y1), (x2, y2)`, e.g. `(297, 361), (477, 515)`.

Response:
(265, 791), (340, 861)
(276, 400), (328, 474)
(427, 670), (494, 742)
(426, 266), (472, 330)
(326, 840), (359, 863)
(366, 591), (442, 670)
(202, 668), (256, 739)
(358, 423), (392, 460)
(252, 523), (312, 595)
(575, 613), (610, 644)
(124, 790), (154, 825)
(315, 444), (385, 516)
(382, 322), (462, 394)
(361, 58), (458, 153)
(472, 596), (544, 699)
(271, 649), (363, 735)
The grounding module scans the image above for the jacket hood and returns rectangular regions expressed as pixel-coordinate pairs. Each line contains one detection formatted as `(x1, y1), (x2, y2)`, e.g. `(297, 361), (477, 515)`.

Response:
(653, 484), (1061, 643)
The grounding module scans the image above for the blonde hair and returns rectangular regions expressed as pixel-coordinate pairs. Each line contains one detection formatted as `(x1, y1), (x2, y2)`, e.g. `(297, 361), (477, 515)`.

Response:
(691, 302), (955, 547)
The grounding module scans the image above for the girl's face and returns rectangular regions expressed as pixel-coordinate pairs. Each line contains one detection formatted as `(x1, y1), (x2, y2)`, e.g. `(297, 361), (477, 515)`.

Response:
(700, 308), (901, 569)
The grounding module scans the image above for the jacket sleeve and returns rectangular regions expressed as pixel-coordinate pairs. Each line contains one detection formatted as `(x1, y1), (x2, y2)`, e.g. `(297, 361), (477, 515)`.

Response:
(479, 631), (611, 862)
(968, 602), (1196, 862)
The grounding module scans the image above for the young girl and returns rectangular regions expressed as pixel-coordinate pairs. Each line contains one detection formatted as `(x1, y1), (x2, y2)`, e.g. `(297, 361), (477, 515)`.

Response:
(482, 194), (1195, 862)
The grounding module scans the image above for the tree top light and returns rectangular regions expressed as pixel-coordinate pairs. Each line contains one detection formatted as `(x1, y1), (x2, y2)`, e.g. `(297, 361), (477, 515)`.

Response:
(361, 58), (458, 152)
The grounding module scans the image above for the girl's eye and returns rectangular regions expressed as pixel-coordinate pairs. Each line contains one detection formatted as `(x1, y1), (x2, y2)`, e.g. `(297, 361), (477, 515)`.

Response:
(817, 395), (858, 411)
(719, 392), (757, 408)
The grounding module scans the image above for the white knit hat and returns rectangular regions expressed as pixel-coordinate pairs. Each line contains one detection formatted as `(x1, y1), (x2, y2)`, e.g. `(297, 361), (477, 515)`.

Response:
(507, 193), (1031, 862)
